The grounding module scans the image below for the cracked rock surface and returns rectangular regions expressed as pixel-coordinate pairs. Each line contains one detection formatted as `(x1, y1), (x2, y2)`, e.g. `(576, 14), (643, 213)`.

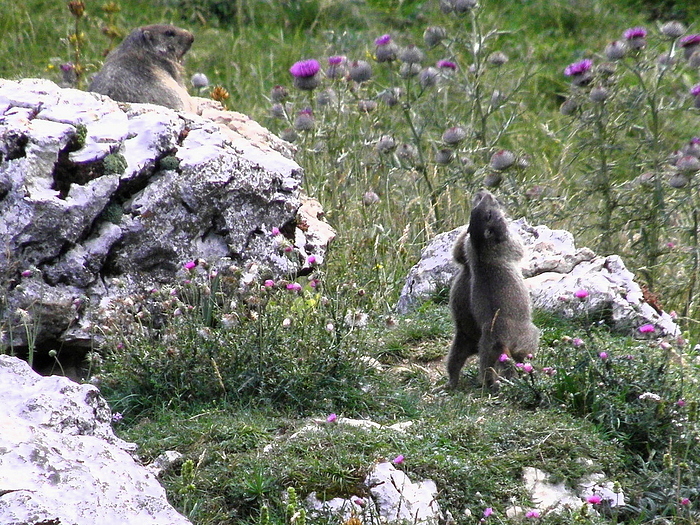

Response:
(0, 79), (334, 369)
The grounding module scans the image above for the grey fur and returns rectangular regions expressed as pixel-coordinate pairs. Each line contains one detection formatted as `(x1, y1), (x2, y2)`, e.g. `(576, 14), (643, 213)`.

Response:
(89, 24), (194, 111)
(447, 189), (540, 389)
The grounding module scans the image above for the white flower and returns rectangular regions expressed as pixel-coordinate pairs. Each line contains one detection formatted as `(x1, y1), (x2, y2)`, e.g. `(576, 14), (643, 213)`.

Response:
(639, 392), (662, 402)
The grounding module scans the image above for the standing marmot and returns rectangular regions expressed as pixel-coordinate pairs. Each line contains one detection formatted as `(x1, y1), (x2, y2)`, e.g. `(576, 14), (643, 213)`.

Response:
(447, 189), (540, 389)
(89, 24), (195, 112)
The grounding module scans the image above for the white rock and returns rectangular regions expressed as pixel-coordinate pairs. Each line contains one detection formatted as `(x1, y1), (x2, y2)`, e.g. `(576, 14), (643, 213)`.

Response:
(0, 355), (191, 525)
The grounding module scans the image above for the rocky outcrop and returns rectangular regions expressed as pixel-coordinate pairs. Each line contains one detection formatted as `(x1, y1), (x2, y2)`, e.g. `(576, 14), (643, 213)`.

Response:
(397, 219), (679, 337)
(0, 354), (192, 525)
(0, 78), (334, 372)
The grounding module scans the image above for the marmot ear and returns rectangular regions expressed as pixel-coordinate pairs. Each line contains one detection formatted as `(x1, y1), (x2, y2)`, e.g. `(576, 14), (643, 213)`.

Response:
(142, 29), (153, 44)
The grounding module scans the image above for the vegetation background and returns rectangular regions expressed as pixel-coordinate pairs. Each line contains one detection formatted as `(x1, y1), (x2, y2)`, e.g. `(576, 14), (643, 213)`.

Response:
(2, 0), (700, 523)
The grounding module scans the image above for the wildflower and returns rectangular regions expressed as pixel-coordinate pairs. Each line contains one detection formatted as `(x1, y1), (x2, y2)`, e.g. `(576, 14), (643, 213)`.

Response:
(349, 60), (373, 83)
(436, 149), (454, 165)
(589, 85), (608, 102)
(522, 363), (534, 373)
(392, 454), (405, 464)
(271, 226), (281, 236)
(572, 337), (584, 347)
(282, 318), (292, 328)
(398, 44), (424, 64)
(490, 149), (516, 170)
(419, 67), (439, 88)
(399, 62), (422, 78)
(624, 26), (647, 50)
(183, 261), (197, 270)
(638, 323), (655, 333)
(112, 412), (123, 422)
(587, 495), (602, 504)
(67, 0), (86, 18)
(21, 270), (32, 277)
(191, 73), (209, 89)
(344, 310), (369, 328)
(442, 126), (467, 145)
(326, 55), (347, 79)
(677, 398), (686, 407)
(325, 322), (335, 332)
(680, 34), (700, 59)
(691, 84), (700, 108)
(424, 26), (447, 48)
(293, 108), (315, 131)
(604, 40), (626, 60)
(436, 59), (458, 71)
(375, 34), (398, 63)
(376, 135), (396, 154)
(525, 510), (541, 518)
(542, 367), (557, 376)
(564, 59), (593, 86)
(676, 155), (700, 173)
(352, 497), (366, 507)
(264, 279), (275, 288)
(270, 103), (286, 119)
(660, 21), (686, 39)
(327, 413), (338, 423)
(210, 86), (230, 103)
(483, 507), (493, 518)
(574, 289), (589, 299)
(362, 191), (381, 205)
(307, 255), (317, 265)
(681, 497), (691, 506)
(487, 51), (509, 66)
(290, 59), (320, 90)
(599, 351), (608, 360)
(286, 282), (302, 292)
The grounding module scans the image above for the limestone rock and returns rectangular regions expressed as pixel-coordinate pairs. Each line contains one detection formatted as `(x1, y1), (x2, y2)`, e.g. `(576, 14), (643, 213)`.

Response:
(396, 219), (679, 336)
(0, 355), (191, 525)
(0, 78), (334, 369)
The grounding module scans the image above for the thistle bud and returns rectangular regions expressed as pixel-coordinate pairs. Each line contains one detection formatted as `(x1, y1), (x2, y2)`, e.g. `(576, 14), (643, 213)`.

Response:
(424, 26), (447, 48)
(660, 21), (686, 39)
(490, 149), (516, 170)
(442, 126), (467, 145)
(349, 60), (373, 83)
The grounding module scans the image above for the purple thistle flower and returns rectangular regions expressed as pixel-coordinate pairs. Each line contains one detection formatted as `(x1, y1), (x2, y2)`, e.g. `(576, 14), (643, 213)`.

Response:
(680, 34), (700, 47)
(289, 59), (320, 78)
(599, 351), (608, 360)
(564, 59), (592, 76)
(326, 413), (337, 423)
(375, 34), (392, 45)
(436, 59), (458, 70)
(574, 289), (589, 299)
(264, 279), (275, 288)
(328, 55), (345, 65)
(691, 84), (700, 97)
(483, 507), (493, 518)
(21, 269), (33, 277)
(587, 494), (602, 504)
(623, 27), (647, 40)
(183, 261), (197, 270)
(392, 454), (405, 464)
(498, 353), (509, 362)
(638, 323), (656, 333)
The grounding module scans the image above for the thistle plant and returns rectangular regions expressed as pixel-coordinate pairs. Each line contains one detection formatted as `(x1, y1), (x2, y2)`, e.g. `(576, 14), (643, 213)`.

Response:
(66, 0), (87, 88)
(268, 0), (535, 229)
(558, 23), (700, 295)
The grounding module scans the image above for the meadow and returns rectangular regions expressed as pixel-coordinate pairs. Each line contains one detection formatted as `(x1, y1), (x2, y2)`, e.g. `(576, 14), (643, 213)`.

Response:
(2, 0), (700, 523)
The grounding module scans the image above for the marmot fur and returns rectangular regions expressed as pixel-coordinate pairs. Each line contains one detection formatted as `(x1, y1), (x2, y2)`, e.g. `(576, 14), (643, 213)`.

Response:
(447, 189), (540, 389)
(89, 24), (195, 112)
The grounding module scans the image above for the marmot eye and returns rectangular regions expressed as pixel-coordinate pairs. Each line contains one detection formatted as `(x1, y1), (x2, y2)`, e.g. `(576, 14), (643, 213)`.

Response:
(165, 30), (175, 37)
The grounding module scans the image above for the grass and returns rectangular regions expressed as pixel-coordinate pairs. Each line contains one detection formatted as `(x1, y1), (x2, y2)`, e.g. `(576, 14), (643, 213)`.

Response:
(3, 0), (700, 523)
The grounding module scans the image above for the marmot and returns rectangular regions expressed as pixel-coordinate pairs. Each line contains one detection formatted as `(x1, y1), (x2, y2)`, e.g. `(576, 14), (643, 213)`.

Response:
(89, 24), (195, 112)
(447, 189), (540, 389)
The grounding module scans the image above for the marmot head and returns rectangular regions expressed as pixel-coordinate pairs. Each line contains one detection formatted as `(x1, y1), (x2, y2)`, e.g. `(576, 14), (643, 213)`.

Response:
(139, 24), (194, 61)
(467, 189), (509, 249)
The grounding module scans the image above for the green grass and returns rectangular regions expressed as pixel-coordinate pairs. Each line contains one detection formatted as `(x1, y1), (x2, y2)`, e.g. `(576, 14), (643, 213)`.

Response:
(3, 0), (700, 523)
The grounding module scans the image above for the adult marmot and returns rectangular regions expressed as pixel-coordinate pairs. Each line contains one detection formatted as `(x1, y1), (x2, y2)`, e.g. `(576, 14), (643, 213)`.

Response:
(89, 24), (195, 112)
(447, 190), (539, 389)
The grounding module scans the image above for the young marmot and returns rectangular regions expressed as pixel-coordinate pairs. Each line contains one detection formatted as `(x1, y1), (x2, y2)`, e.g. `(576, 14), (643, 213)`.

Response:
(89, 24), (195, 112)
(447, 189), (540, 389)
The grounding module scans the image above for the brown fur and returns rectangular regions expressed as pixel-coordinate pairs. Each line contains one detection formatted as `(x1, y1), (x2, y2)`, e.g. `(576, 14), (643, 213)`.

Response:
(447, 190), (539, 389)
(89, 24), (195, 111)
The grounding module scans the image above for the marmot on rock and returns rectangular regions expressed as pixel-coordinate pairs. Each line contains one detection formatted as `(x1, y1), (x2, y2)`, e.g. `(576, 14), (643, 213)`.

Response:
(447, 189), (540, 389)
(89, 24), (195, 112)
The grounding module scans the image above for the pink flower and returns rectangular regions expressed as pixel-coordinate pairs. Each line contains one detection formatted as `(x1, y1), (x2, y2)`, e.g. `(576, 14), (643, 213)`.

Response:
(624, 26), (647, 39)
(587, 494), (602, 504)
(183, 261), (196, 270)
(677, 398), (686, 407)
(21, 270), (32, 277)
(572, 337), (584, 347)
(289, 59), (320, 78)
(271, 226), (281, 236)
(681, 497), (691, 506)
(542, 367), (557, 376)
(498, 353), (509, 362)
(691, 84), (700, 97)
(564, 59), (592, 77)
(436, 59), (457, 70)
(264, 279), (275, 288)
(599, 351), (608, 360)
(483, 507), (493, 518)
(680, 34), (700, 47)
(328, 55), (346, 65)
(638, 324), (655, 333)
(375, 34), (392, 45)
(307, 255), (317, 265)
(326, 413), (337, 423)
(574, 289), (589, 299)
(286, 282), (302, 292)
(525, 510), (541, 518)
(522, 363), (534, 373)
(392, 454), (405, 464)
